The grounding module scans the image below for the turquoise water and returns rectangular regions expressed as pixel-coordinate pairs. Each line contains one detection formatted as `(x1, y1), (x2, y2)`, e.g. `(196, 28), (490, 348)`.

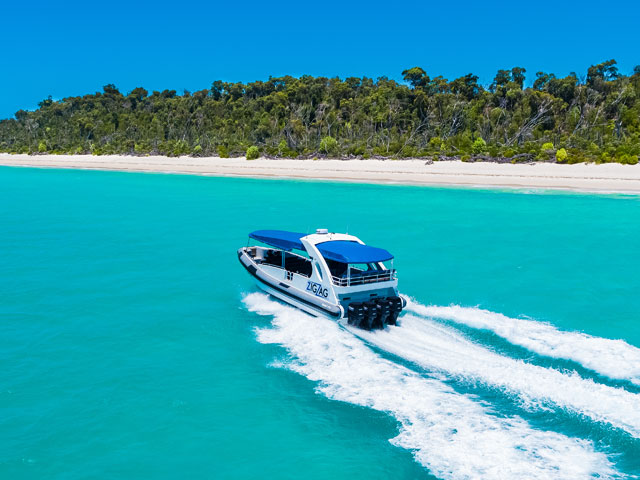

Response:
(2, 167), (640, 479)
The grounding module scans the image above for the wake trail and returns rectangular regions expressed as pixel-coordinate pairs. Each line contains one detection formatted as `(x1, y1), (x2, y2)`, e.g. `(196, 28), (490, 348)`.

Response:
(406, 300), (640, 387)
(243, 293), (619, 480)
(354, 314), (640, 438)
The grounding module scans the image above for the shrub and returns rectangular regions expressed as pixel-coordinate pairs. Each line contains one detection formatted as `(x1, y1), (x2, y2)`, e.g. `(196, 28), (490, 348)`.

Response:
(472, 137), (487, 154)
(567, 151), (586, 164)
(542, 142), (554, 151)
(217, 145), (229, 158)
(319, 136), (338, 155)
(134, 142), (151, 155)
(246, 145), (259, 160)
(38, 141), (47, 153)
(556, 148), (568, 162)
(173, 140), (190, 157)
(618, 153), (639, 165)
(348, 144), (366, 156)
(428, 136), (443, 150)
(193, 145), (203, 156)
(277, 139), (288, 156)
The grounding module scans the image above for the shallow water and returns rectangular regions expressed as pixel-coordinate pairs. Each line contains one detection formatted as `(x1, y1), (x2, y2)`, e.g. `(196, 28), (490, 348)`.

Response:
(1, 167), (639, 478)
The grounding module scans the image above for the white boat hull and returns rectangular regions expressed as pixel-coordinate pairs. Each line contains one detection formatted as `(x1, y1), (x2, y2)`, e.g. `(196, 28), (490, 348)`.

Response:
(252, 277), (343, 320)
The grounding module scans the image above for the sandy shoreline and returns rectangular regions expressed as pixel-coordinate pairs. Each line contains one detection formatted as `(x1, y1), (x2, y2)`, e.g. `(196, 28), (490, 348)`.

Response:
(2, 154), (640, 194)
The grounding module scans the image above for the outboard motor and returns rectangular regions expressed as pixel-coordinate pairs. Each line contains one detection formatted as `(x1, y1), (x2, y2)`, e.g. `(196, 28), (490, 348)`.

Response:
(387, 296), (403, 326)
(373, 298), (391, 329)
(347, 302), (364, 327)
(361, 301), (378, 330)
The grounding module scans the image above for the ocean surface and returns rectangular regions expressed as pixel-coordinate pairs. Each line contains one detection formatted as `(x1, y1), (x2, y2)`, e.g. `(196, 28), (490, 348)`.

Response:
(2, 167), (640, 479)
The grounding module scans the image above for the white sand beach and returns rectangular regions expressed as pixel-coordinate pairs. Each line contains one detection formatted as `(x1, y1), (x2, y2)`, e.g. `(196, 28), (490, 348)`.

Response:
(2, 154), (640, 193)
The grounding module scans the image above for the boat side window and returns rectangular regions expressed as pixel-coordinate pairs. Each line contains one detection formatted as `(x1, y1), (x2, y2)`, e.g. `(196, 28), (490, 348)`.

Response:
(325, 259), (348, 278)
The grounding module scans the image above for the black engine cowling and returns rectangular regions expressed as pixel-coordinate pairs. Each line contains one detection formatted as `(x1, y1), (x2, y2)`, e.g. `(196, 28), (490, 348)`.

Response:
(387, 296), (403, 326)
(347, 302), (364, 326)
(347, 296), (404, 330)
(361, 301), (378, 330)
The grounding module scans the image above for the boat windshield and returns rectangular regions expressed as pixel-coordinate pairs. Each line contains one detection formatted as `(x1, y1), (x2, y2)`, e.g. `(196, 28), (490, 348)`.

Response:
(325, 260), (384, 278)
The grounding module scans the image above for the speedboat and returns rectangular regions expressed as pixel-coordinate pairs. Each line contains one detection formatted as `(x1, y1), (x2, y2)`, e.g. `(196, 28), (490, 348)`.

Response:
(238, 229), (405, 329)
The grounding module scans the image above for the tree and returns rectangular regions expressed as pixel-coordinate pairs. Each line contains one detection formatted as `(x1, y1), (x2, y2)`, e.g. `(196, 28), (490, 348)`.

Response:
(587, 59), (618, 89)
(511, 67), (526, 89)
(401, 67), (429, 89)
(129, 87), (148, 101)
(451, 73), (482, 100)
(103, 84), (121, 96)
(490, 69), (512, 92)
(1, 61), (639, 164)
(533, 72), (555, 91)
(211, 80), (224, 100)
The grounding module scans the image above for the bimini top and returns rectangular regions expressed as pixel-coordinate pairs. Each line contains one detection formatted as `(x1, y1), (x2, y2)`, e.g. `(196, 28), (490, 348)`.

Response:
(316, 240), (393, 264)
(249, 230), (394, 263)
(249, 230), (305, 251)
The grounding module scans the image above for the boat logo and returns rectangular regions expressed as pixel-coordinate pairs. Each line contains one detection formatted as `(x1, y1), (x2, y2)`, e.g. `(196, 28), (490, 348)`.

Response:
(306, 281), (328, 298)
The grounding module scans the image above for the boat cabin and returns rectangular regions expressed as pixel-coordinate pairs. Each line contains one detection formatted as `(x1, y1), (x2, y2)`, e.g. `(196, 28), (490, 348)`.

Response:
(245, 229), (396, 289)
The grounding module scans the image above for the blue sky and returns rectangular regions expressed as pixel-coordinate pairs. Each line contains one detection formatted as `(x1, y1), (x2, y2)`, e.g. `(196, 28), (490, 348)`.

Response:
(2, 0), (638, 119)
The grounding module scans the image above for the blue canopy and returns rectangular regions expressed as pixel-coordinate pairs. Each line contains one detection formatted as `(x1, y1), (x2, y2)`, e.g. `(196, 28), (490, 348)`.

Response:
(249, 230), (306, 251)
(316, 240), (393, 264)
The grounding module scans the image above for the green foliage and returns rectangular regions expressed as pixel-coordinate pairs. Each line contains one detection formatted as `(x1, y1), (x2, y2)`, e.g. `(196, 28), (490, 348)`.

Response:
(618, 153), (638, 165)
(217, 145), (229, 158)
(0, 60), (639, 164)
(472, 137), (487, 154)
(246, 145), (259, 160)
(402, 67), (428, 89)
(134, 142), (151, 155)
(319, 136), (338, 155)
(556, 148), (568, 163)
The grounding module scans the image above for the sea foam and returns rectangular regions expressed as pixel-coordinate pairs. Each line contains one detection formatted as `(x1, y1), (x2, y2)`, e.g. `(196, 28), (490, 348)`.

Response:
(243, 293), (618, 480)
(405, 299), (640, 387)
(354, 314), (640, 438)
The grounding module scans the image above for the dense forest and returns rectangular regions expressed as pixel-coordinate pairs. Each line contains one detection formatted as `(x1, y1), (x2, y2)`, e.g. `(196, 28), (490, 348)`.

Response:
(1, 60), (639, 163)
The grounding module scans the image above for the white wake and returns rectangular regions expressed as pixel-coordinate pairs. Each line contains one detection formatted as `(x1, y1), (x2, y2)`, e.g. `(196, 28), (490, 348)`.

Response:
(244, 293), (619, 480)
(405, 300), (640, 387)
(354, 314), (640, 438)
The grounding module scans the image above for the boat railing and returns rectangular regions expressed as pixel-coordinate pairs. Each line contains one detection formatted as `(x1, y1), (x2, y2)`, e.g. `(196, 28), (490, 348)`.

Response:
(331, 269), (396, 287)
